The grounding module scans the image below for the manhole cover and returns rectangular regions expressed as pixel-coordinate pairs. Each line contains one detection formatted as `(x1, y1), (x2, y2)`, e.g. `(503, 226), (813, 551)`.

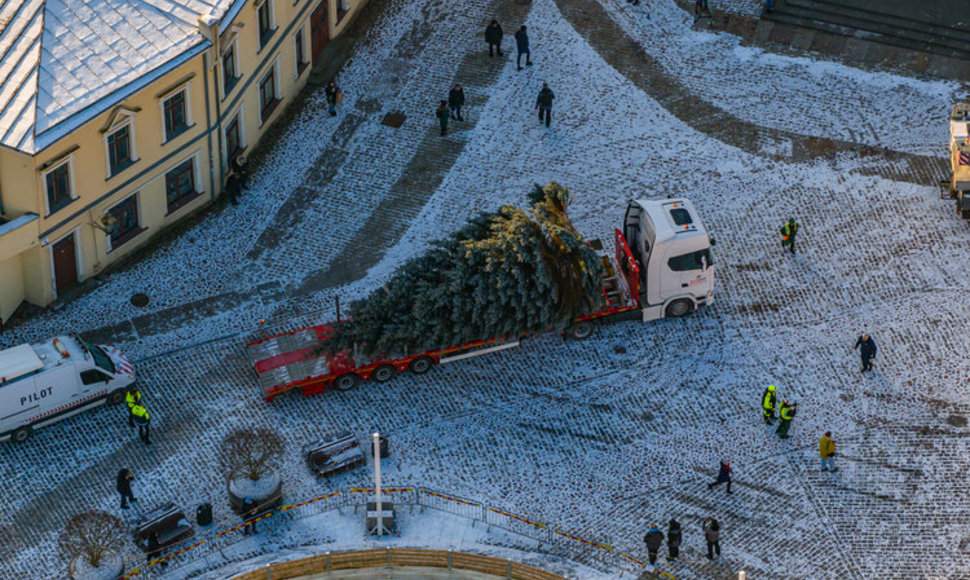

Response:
(130, 293), (149, 307)
(947, 414), (968, 427)
(381, 112), (406, 128)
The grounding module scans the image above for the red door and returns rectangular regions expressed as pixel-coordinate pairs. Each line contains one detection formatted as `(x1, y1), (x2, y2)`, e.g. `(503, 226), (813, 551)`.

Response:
(310, 0), (330, 60)
(52, 234), (78, 294)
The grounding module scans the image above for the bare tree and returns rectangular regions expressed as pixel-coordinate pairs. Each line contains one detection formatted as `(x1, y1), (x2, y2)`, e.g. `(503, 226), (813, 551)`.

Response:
(220, 427), (285, 481)
(58, 510), (126, 568)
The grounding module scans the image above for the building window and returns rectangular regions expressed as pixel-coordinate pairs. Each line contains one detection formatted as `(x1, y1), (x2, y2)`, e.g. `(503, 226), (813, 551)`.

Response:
(44, 160), (74, 214)
(257, 0), (275, 48)
(259, 64), (280, 123)
(106, 124), (134, 176)
(162, 88), (190, 141)
(294, 28), (308, 76)
(165, 158), (198, 212)
(107, 194), (142, 250)
(222, 41), (240, 96)
(225, 110), (245, 161)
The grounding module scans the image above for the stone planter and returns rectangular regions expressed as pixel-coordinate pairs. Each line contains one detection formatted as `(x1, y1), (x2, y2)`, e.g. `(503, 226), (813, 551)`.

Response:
(69, 552), (124, 580)
(227, 471), (283, 514)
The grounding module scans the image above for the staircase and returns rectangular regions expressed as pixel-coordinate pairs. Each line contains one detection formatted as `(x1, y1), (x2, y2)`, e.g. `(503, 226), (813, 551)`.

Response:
(764, 0), (970, 61)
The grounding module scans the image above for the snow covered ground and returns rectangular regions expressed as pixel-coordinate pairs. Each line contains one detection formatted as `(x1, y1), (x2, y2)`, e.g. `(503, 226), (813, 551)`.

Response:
(2, 0), (970, 578)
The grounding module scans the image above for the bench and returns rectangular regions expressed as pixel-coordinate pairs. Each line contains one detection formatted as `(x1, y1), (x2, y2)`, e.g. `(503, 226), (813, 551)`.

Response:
(303, 431), (366, 477)
(134, 503), (194, 552)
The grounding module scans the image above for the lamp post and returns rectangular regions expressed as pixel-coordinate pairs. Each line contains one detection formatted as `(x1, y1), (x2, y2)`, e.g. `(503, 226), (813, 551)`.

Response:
(373, 432), (383, 536)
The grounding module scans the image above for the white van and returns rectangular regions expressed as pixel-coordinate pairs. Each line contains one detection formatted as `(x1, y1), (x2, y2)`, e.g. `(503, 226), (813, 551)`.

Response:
(0, 335), (135, 443)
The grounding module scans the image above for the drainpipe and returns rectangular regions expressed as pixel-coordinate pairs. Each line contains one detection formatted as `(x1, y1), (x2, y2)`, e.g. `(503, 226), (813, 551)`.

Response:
(198, 14), (222, 202)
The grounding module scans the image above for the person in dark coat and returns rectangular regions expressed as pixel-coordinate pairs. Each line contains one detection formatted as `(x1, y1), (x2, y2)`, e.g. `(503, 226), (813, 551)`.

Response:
(666, 519), (681, 561)
(707, 459), (733, 494)
(241, 497), (259, 535)
(435, 100), (450, 136)
(448, 84), (466, 121)
(146, 532), (168, 567)
(514, 25), (531, 70)
(854, 333), (877, 372)
(535, 83), (554, 128)
(702, 517), (721, 561)
(325, 81), (342, 116)
(224, 171), (243, 206)
(230, 154), (249, 187)
(485, 20), (504, 57)
(643, 525), (664, 565)
(116, 468), (136, 509)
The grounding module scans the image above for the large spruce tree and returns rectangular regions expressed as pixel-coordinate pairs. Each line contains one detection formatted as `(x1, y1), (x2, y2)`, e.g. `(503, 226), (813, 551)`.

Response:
(335, 182), (604, 356)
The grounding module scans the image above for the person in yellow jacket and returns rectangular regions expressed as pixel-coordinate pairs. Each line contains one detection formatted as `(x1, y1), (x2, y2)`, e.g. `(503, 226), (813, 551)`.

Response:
(819, 431), (837, 472)
(761, 385), (777, 424)
(125, 386), (142, 427)
(131, 403), (151, 445)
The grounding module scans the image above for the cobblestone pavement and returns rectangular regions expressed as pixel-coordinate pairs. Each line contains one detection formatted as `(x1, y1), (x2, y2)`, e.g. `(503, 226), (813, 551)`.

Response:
(3, 0), (970, 578)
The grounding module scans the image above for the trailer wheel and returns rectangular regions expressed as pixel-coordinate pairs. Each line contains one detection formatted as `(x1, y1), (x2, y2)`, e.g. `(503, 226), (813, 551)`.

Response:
(568, 321), (596, 340)
(372, 365), (397, 383)
(108, 389), (126, 406)
(11, 426), (32, 444)
(665, 299), (693, 318)
(333, 373), (361, 391)
(409, 356), (434, 375)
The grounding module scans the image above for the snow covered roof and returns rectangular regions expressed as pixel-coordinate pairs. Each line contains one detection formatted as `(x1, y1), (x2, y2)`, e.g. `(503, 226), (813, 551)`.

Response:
(0, 0), (241, 155)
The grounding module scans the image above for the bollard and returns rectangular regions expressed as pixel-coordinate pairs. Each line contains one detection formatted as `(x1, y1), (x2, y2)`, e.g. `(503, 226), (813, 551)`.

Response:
(386, 546), (392, 566)
(448, 549), (453, 569)
(265, 563), (272, 580)
(326, 551), (331, 572)
(506, 559), (512, 579)
(738, 572), (746, 580)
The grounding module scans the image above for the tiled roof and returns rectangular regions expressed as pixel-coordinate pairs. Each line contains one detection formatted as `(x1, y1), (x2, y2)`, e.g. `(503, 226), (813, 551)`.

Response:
(0, 0), (239, 155)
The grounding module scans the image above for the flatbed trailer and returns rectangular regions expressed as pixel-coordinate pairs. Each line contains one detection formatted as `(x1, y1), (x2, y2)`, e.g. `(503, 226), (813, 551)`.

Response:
(248, 230), (643, 402)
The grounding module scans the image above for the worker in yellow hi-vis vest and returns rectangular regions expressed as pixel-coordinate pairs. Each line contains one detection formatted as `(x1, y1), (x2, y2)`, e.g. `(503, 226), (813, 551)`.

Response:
(130, 404), (151, 445)
(762, 385), (777, 425)
(780, 217), (799, 254)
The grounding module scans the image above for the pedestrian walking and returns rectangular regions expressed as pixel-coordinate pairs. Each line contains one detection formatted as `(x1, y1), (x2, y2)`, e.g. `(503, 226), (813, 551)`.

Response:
(702, 517), (721, 561)
(224, 170), (243, 206)
(762, 384), (777, 424)
(485, 19), (504, 57)
(435, 100), (450, 136)
(116, 468), (137, 509)
(854, 333), (877, 372)
(666, 519), (681, 561)
(514, 25), (532, 70)
(535, 82), (554, 128)
(780, 217), (799, 254)
(776, 400), (797, 439)
(125, 386), (141, 427)
(130, 403), (151, 445)
(325, 81), (342, 116)
(241, 497), (259, 535)
(448, 84), (465, 121)
(819, 431), (838, 472)
(707, 459), (733, 494)
(643, 524), (664, 565)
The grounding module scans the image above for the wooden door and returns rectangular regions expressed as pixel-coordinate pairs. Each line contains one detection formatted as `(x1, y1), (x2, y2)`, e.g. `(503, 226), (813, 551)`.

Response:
(310, 0), (330, 60)
(52, 234), (78, 294)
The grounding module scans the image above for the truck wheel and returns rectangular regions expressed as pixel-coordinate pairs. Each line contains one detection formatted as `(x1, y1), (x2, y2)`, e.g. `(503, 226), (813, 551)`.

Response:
(568, 321), (596, 340)
(333, 373), (361, 391)
(108, 389), (126, 406)
(372, 365), (397, 383)
(11, 426), (32, 444)
(665, 299), (693, 318)
(408, 356), (434, 375)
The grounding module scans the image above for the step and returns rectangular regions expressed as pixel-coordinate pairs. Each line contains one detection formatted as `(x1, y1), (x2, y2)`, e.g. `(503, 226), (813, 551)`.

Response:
(764, 6), (970, 60)
(786, 0), (970, 45)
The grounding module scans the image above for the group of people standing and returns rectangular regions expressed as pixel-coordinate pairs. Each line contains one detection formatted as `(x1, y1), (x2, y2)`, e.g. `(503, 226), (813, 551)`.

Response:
(643, 517), (721, 565)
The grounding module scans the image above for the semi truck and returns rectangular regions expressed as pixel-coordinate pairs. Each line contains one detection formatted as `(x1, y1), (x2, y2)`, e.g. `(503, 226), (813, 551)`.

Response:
(247, 198), (715, 402)
(0, 335), (135, 442)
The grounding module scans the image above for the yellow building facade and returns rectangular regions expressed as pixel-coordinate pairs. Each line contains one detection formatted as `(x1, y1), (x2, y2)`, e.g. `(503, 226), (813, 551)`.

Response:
(0, 0), (366, 323)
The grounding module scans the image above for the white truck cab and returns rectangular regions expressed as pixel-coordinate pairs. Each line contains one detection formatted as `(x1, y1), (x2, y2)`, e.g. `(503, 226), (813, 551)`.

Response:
(623, 198), (715, 320)
(0, 335), (135, 443)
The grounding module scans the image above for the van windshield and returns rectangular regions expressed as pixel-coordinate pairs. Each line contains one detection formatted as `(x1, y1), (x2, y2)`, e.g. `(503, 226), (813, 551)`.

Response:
(78, 338), (115, 374)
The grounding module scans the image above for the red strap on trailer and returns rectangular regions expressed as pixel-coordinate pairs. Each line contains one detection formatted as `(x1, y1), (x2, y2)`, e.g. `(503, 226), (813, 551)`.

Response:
(254, 347), (317, 374)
